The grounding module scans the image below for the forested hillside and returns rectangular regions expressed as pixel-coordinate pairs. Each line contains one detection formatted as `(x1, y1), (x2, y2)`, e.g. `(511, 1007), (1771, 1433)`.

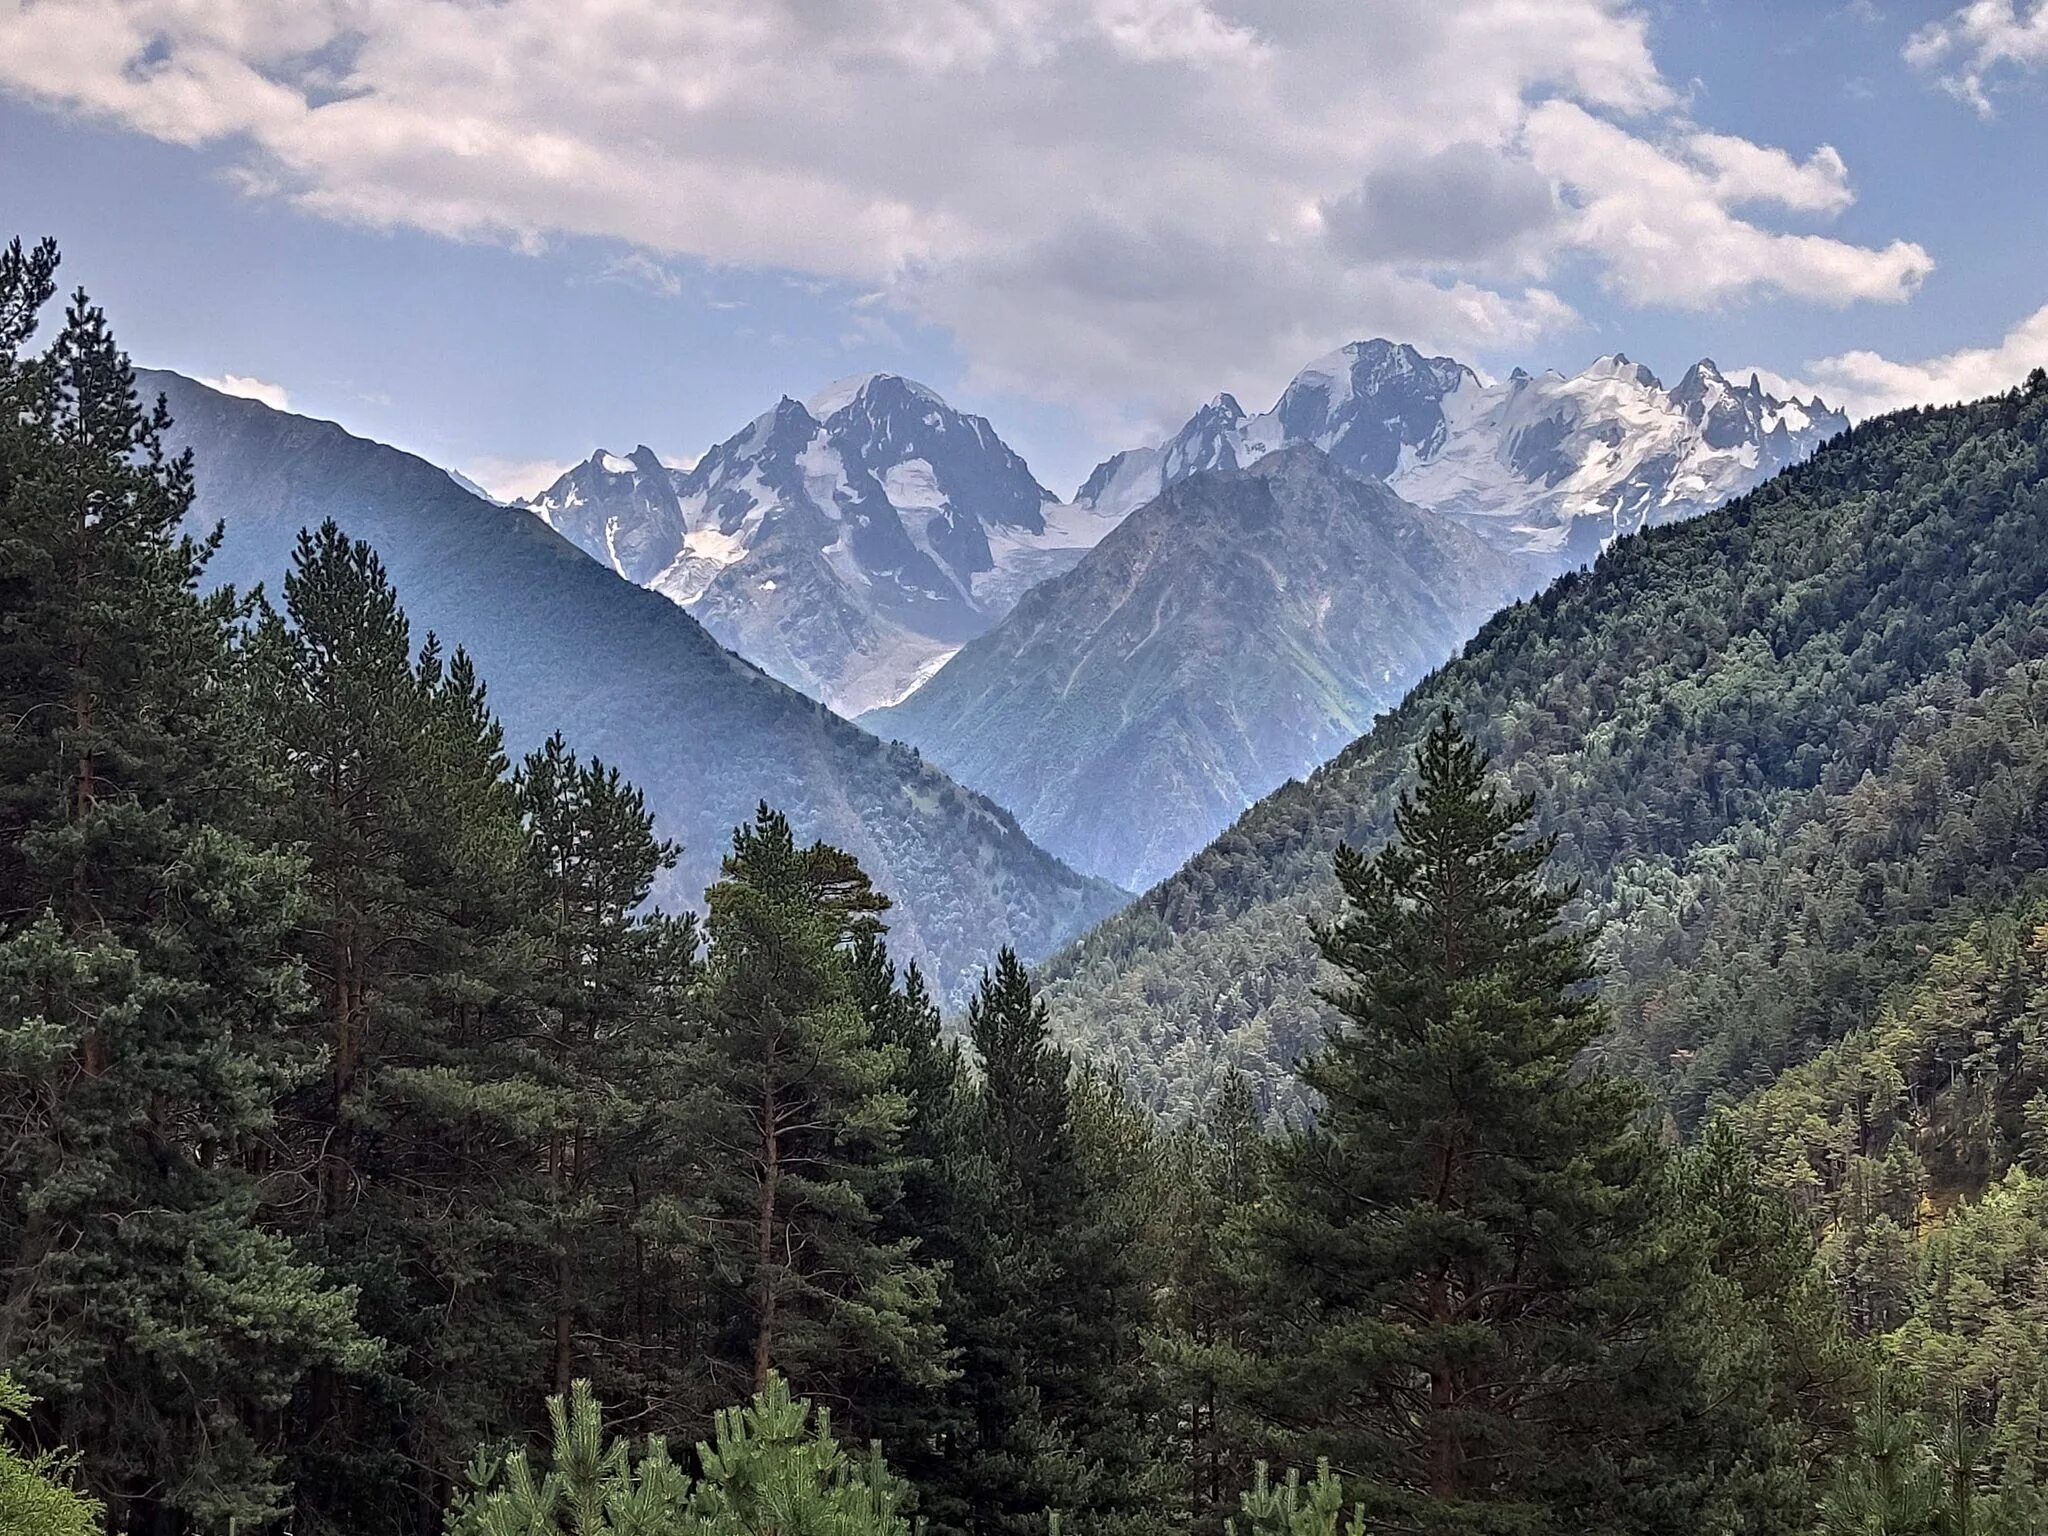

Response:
(142, 371), (1121, 1004)
(12, 240), (2048, 1536)
(1043, 372), (2048, 1119)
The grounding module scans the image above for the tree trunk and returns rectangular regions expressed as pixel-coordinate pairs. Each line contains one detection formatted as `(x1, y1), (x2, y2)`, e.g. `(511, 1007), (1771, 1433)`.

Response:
(553, 1126), (574, 1395)
(753, 1051), (780, 1393)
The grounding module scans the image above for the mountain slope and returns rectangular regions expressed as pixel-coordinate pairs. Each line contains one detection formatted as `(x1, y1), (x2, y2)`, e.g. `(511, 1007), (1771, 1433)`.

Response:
(146, 371), (1124, 1001)
(527, 374), (1121, 715)
(865, 446), (1531, 889)
(1076, 341), (1846, 567)
(1040, 372), (2048, 1118)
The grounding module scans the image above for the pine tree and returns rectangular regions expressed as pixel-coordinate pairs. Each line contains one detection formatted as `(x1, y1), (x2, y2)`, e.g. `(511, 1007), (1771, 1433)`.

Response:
(0, 1374), (103, 1536)
(845, 934), (973, 1528)
(448, 1373), (911, 1536)
(249, 521), (543, 1530)
(0, 244), (366, 1528)
(696, 806), (944, 1416)
(514, 733), (701, 1416)
(1156, 1075), (1268, 1535)
(954, 949), (1162, 1536)
(1819, 1380), (1945, 1536)
(1236, 712), (1682, 1534)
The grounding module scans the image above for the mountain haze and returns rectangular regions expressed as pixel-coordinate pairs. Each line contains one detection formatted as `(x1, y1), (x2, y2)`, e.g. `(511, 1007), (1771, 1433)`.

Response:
(866, 446), (1530, 889)
(145, 370), (1123, 1001)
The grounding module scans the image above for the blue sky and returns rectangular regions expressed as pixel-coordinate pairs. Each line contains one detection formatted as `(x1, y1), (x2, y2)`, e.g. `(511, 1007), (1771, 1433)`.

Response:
(2, 0), (2045, 498)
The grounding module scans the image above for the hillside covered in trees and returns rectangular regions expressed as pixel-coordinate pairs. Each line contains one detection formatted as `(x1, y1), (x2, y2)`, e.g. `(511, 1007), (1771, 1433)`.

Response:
(10, 236), (2048, 1536)
(1043, 370), (2048, 1121)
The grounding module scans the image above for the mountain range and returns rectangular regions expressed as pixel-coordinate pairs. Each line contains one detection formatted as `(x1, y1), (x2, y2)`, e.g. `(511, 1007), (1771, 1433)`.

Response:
(865, 447), (1532, 890)
(1038, 376), (2048, 1116)
(511, 340), (1845, 895)
(145, 371), (1123, 1002)
(524, 374), (1124, 716)
(1074, 341), (1847, 567)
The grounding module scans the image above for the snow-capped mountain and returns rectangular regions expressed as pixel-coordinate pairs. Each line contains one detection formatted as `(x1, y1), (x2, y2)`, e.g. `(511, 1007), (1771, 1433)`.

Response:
(1075, 341), (1847, 566)
(526, 374), (1121, 716)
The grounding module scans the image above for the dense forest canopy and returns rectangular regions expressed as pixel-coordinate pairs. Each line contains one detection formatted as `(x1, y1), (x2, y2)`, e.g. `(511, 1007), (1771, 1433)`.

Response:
(7, 239), (2048, 1536)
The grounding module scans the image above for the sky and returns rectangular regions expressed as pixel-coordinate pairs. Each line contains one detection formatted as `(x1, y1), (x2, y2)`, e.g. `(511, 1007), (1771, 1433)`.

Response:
(2, 0), (2046, 500)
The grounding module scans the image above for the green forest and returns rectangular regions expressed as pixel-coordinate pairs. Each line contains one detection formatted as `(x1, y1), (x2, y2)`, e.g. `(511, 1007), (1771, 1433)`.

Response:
(1045, 338), (2048, 1129)
(9, 245), (2048, 1536)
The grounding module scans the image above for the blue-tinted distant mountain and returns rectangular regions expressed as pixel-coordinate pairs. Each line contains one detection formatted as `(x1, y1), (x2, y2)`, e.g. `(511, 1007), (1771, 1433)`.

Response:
(144, 370), (1124, 1002)
(867, 445), (1532, 890)
(527, 374), (1123, 716)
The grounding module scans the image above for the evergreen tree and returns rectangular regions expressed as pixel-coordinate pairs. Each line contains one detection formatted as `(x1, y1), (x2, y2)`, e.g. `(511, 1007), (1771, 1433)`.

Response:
(248, 522), (542, 1531)
(845, 935), (974, 1529)
(0, 243), (366, 1529)
(448, 1373), (910, 1536)
(514, 733), (701, 1416)
(955, 949), (1162, 1536)
(0, 1374), (102, 1536)
(1236, 712), (1696, 1534)
(696, 806), (944, 1417)
(1819, 1380), (1946, 1536)
(1155, 1075), (1268, 1535)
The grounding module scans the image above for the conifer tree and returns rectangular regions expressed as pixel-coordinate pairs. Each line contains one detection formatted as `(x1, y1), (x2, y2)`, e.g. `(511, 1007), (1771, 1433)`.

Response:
(696, 806), (944, 1416)
(845, 935), (973, 1527)
(514, 733), (701, 1414)
(0, 244), (366, 1528)
(1156, 1074), (1267, 1535)
(1237, 712), (1683, 1534)
(249, 521), (542, 1529)
(955, 950), (1161, 1536)
(448, 1373), (911, 1536)
(0, 1373), (102, 1536)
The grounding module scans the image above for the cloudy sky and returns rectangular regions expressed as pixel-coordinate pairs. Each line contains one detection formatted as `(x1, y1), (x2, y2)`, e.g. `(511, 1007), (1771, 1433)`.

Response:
(2, 0), (2046, 497)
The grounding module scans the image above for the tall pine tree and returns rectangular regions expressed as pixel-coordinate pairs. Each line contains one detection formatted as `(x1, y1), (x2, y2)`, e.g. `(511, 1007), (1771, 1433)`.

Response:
(514, 733), (701, 1417)
(0, 243), (367, 1530)
(1237, 712), (1681, 1534)
(248, 522), (542, 1532)
(954, 949), (1162, 1536)
(696, 807), (945, 1419)
(845, 934), (974, 1529)
(1154, 1074), (1267, 1536)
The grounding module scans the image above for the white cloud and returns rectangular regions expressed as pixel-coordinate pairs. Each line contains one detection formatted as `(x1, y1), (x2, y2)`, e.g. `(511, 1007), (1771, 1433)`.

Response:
(1522, 103), (1930, 310)
(1746, 302), (2048, 418)
(0, 0), (1933, 413)
(199, 372), (290, 410)
(460, 455), (578, 502)
(599, 253), (684, 297)
(1906, 0), (2048, 115)
(1685, 133), (1853, 215)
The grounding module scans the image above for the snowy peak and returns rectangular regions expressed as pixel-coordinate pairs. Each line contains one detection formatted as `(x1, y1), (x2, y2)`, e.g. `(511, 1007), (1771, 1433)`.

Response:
(805, 371), (945, 422)
(1580, 352), (1662, 389)
(1077, 341), (1846, 563)
(523, 372), (1091, 716)
(524, 444), (686, 586)
(1074, 338), (1478, 517)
